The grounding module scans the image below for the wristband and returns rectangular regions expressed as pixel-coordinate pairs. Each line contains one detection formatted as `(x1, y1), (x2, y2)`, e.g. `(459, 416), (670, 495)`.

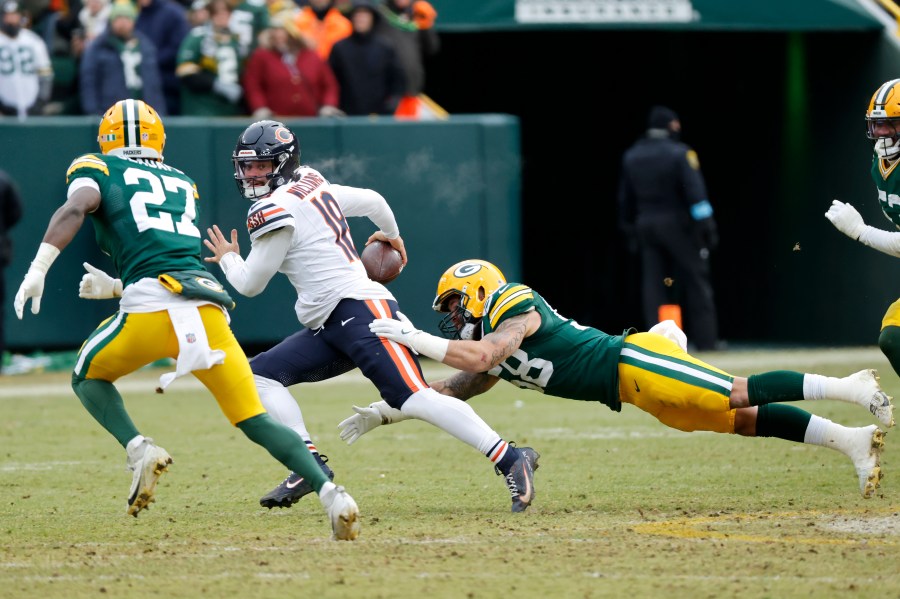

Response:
(373, 400), (410, 424)
(219, 251), (243, 275)
(30, 242), (60, 274)
(410, 331), (449, 362)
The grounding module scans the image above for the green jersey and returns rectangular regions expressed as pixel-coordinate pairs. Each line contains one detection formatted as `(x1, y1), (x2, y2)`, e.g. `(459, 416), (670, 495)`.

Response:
(65, 153), (206, 286)
(481, 283), (626, 412)
(229, 0), (269, 54)
(176, 25), (245, 117)
(870, 155), (900, 229)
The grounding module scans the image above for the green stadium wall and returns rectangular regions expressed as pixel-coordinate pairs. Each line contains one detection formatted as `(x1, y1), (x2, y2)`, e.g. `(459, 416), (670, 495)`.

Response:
(1, 115), (521, 353)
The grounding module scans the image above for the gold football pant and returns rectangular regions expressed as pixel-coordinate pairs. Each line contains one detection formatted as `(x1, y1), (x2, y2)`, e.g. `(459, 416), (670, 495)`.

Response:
(74, 306), (265, 425)
(882, 298), (900, 329)
(618, 332), (736, 433)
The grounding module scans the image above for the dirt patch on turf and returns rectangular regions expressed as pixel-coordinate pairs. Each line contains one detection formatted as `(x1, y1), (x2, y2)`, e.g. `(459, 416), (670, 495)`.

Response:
(818, 514), (900, 535)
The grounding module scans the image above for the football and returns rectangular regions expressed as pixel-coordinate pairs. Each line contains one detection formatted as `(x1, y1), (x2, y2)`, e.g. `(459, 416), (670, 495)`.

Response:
(361, 240), (404, 284)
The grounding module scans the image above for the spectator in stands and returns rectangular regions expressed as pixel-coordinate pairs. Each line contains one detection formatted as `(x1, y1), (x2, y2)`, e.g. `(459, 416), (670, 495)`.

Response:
(0, 168), (23, 371)
(20, 0), (61, 50)
(229, 0), (267, 55)
(176, 0), (245, 116)
(264, 0), (293, 20)
(44, 24), (84, 115)
(79, 0), (166, 115)
(135, 0), (190, 114)
(375, 0), (438, 118)
(0, 0), (53, 120)
(242, 11), (343, 119)
(293, 0), (349, 60)
(79, 0), (110, 41)
(187, 0), (208, 26)
(329, 0), (404, 116)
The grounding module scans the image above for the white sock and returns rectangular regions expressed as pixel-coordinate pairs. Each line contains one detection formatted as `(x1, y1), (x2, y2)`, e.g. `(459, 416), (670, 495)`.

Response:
(255, 374), (312, 442)
(802, 414), (830, 446)
(126, 434), (146, 455)
(803, 416), (853, 454)
(400, 388), (502, 455)
(802, 373), (826, 400)
(318, 480), (337, 505)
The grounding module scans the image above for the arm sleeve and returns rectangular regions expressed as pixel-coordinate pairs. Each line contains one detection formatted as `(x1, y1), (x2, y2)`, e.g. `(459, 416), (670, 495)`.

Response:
(222, 226), (293, 296)
(858, 225), (900, 258)
(331, 184), (400, 238)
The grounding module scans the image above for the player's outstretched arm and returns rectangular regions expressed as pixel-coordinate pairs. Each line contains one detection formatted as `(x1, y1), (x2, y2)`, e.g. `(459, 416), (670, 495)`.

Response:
(826, 199), (900, 257)
(15, 187), (100, 319)
(431, 371), (500, 400)
(370, 311), (537, 373)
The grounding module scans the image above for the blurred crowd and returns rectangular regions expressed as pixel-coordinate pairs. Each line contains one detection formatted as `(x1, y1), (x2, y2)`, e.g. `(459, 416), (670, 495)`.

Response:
(0, 0), (441, 119)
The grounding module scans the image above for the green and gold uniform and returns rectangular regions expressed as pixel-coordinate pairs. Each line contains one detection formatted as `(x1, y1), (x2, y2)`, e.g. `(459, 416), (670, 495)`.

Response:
(871, 157), (900, 331)
(482, 282), (737, 433)
(482, 283), (626, 411)
(66, 153), (205, 285)
(67, 153), (262, 425)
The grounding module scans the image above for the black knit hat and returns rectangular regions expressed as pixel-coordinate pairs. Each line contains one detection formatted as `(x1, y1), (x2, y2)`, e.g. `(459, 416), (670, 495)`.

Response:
(647, 105), (679, 129)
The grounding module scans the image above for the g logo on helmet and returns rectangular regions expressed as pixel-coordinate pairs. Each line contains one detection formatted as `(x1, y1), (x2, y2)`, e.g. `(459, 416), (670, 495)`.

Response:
(275, 128), (293, 143)
(454, 264), (482, 277)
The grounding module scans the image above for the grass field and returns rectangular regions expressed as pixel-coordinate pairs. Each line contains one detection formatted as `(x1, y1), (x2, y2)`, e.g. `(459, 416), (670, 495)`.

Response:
(1, 347), (899, 599)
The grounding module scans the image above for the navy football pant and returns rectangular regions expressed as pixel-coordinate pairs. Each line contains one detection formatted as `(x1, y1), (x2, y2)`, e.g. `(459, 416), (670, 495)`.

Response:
(250, 298), (429, 408)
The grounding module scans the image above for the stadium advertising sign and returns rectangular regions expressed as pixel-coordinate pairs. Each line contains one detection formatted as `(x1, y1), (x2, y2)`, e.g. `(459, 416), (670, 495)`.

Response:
(515, 0), (696, 24)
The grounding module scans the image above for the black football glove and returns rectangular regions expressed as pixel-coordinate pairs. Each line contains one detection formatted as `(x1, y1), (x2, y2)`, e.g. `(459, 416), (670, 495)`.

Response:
(692, 217), (719, 252)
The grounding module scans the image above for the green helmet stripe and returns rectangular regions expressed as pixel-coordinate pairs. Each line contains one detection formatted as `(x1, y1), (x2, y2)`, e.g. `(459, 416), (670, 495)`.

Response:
(123, 99), (141, 148)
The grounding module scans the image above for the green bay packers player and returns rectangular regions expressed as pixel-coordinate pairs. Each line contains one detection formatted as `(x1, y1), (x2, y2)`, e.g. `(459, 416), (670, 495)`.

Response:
(826, 78), (900, 387)
(355, 259), (894, 499)
(13, 99), (360, 540)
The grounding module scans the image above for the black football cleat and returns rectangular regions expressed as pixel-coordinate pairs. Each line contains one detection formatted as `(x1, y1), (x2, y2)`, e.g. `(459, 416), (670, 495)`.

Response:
(497, 446), (540, 513)
(259, 456), (334, 509)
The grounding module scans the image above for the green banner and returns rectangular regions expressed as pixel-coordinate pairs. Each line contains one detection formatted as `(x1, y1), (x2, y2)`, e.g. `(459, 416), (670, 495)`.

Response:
(432, 0), (882, 31)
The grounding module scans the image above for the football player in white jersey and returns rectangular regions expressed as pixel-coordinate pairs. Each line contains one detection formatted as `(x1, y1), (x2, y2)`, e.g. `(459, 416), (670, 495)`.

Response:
(203, 120), (540, 513)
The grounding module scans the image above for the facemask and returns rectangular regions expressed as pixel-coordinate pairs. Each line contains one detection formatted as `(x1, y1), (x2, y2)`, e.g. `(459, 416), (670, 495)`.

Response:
(875, 137), (900, 160)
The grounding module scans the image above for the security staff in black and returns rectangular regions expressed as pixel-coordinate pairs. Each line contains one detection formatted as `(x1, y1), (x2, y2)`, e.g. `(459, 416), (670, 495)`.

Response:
(617, 105), (720, 351)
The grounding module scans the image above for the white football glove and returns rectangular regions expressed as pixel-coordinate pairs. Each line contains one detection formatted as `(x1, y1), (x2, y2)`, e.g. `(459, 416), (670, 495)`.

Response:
(14, 270), (46, 319)
(369, 311), (421, 354)
(79, 262), (123, 299)
(648, 319), (688, 351)
(14, 242), (60, 319)
(825, 199), (867, 240)
(337, 400), (409, 445)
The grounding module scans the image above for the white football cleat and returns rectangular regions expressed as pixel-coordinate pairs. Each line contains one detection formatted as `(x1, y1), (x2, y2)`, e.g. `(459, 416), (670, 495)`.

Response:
(319, 482), (360, 541)
(844, 369), (895, 428)
(125, 438), (173, 517)
(843, 424), (885, 499)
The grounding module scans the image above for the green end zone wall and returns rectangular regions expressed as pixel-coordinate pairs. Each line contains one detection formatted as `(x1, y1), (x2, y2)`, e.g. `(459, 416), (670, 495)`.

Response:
(1, 115), (521, 352)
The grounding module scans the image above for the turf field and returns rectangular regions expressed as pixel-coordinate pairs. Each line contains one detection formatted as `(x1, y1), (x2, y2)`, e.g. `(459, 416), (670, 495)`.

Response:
(1, 348), (898, 598)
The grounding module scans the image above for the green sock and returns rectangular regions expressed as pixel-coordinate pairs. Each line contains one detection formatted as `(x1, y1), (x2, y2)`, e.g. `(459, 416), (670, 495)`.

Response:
(879, 326), (900, 378)
(746, 371), (805, 406)
(237, 413), (329, 493)
(71, 374), (140, 448)
(755, 404), (812, 443)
